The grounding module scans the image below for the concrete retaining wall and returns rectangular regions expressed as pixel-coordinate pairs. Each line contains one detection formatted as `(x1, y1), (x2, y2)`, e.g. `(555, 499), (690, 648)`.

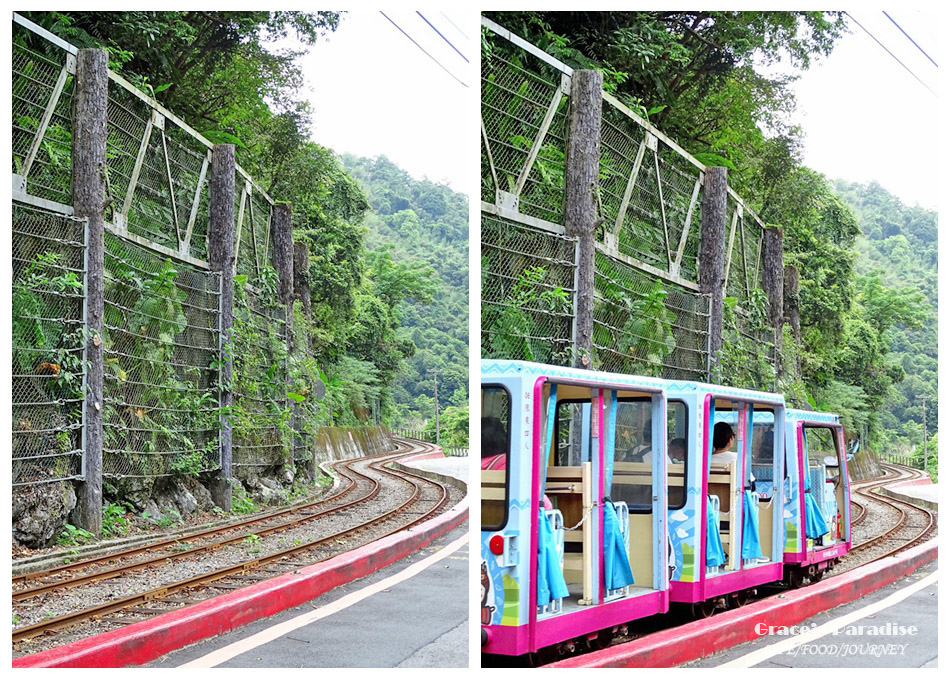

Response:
(314, 426), (394, 464)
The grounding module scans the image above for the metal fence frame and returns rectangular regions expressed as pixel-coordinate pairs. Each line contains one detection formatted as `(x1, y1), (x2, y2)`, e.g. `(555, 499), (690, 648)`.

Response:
(11, 14), (303, 488)
(481, 17), (775, 380)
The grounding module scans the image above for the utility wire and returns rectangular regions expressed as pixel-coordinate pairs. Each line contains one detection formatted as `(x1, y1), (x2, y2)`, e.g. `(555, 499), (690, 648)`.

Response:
(882, 11), (938, 67)
(846, 12), (936, 96)
(380, 11), (469, 88)
(440, 11), (469, 41)
(417, 11), (469, 63)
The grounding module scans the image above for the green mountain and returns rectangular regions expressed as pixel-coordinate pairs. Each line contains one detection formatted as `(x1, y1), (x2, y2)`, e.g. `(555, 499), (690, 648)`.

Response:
(832, 179), (937, 454)
(340, 154), (469, 446)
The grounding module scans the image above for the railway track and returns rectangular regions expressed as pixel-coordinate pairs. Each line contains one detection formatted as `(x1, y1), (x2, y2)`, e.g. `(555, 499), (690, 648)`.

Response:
(13, 439), (457, 656)
(840, 463), (936, 569)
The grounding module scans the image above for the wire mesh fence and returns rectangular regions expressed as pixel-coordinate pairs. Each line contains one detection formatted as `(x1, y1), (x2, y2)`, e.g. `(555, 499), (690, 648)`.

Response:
(481, 19), (775, 381)
(481, 213), (576, 366)
(593, 252), (710, 380)
(12, 204), (87, 486)
(232, 286), (290, 470)
(12, 33), (75, 206)
(102, 233), (221, 478)
(11, 15), (301, 492)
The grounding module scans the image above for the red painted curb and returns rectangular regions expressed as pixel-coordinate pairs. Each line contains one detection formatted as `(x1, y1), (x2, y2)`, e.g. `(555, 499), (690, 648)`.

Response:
(14, 498), (469, 668)
(549, 538), (938, 668)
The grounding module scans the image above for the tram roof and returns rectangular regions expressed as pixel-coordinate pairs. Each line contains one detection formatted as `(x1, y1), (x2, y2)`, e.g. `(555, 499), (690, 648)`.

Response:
(481, 359), (666, 392)
(785, 408), (841, 424)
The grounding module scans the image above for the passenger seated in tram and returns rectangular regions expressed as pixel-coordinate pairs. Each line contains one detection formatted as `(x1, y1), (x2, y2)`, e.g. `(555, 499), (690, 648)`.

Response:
(624, 422), (653, 463)
(710, 422), (737, 463)
(668, 438), (686, 464)
(710, 422), (755, 488)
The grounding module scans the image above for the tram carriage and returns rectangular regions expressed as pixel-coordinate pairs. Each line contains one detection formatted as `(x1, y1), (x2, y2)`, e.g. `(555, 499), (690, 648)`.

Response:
(661, 379), (788, 613)
(782, 409), (852, 586)
(481, 360), (853, 659)
(481, 360), (670, 657)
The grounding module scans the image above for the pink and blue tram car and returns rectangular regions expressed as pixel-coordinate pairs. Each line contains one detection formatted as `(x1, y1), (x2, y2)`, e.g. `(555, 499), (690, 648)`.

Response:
(480, 360), (852, 659)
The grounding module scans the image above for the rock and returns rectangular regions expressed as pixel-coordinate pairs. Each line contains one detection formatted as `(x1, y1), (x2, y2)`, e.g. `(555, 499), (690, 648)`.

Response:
(12, 481), (77, 548)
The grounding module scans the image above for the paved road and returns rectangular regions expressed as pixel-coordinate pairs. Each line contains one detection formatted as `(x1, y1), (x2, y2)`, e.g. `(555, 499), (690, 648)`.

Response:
(147, 521), (470, 668)
(686, 560), (938, 668)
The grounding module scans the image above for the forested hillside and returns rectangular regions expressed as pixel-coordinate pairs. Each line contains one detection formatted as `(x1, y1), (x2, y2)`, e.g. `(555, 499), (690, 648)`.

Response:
(832, 180), (938, 463)
(340, 155), (469, 447)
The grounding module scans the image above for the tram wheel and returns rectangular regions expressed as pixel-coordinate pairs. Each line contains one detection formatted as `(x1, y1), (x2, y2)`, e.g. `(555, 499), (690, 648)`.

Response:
(528, 645), (558, 667)
(787, 569), (805, 589)
(591, 629), (614, 650)
(691, 600), (717, 618)
(730, 589), (752, 608)
(809, 569), (825, 583)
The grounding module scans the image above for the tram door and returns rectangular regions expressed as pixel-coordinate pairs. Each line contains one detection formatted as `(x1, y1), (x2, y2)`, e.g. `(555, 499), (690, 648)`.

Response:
(548, 390), (598, 605)
(802, 424), (850, 546)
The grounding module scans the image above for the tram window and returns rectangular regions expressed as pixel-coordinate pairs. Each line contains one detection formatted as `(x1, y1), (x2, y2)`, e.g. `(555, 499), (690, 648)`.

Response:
(804, 427), (839, 464)
(611, 398), (654, 512)
(481, 385), (510, 531)
(667, 400), (687, 509)
(751, 424), (775, 466)
(554, 400), (593, 466)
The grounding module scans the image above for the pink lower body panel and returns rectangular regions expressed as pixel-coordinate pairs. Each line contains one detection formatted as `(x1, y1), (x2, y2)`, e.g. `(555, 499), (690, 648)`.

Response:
(798, 542), (850, 567)
(670, 563), (783, 603)
(483, 590), (667, 656)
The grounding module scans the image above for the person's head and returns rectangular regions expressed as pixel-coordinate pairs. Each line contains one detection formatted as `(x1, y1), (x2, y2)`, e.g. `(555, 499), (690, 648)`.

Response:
(713, 422), (735, 452)
(482, 417), (507, 457)
(669, 438), (687, 462)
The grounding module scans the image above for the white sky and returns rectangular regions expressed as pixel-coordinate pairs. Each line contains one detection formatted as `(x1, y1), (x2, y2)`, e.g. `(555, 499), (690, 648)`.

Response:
(784, 9), (940, 211)
(283, 8), (940, 211)
(283, 9), (476, 191)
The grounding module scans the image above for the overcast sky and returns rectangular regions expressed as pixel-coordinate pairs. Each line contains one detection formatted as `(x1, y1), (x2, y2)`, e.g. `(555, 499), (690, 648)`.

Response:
(286, 9), (476, 191)
(785, 9), (940, 210)
(282, 9), (939, 211)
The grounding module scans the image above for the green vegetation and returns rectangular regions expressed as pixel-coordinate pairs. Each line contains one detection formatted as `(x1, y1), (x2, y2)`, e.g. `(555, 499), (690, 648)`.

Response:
(832, 180), (937, 459)
(483, 13), (935, 463)
(18, 12), (467, 458)
(340, 155), (469, 445)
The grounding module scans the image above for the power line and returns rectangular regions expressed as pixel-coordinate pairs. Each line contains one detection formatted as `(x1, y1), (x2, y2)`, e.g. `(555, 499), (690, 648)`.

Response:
(846, 12), (936, 96)
(379, 11), (469, 88)
(417, 11), (469, 63)
(440, 11), (469, 41)
(882, 11), (938, 68)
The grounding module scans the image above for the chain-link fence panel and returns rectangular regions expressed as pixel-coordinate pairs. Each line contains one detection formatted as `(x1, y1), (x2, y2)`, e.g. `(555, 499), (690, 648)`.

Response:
(593, 251), (710, 380)
(235, 183), (275, 285)
(232, 286), (289, 470)
(12, 27), (75, 206)
(106, 83), (212, 257)
(12, 204), (86, 486)
(102, 233), (221, 478)
(481, 213), (576, 365)
(481, 31), (568, 223)
(481, 19), (779, 385)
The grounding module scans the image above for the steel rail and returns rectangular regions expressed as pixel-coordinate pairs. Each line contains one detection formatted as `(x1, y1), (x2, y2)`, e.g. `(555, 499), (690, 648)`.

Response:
(12, 443), (452, 645)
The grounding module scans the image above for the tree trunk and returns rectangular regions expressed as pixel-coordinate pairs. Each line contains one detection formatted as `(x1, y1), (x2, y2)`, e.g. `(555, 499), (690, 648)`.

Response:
(699, 166), (728, 380)
(72, 48), (108, 536)
(208, 144), (236, 512)
(564, 69), (603, 369)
